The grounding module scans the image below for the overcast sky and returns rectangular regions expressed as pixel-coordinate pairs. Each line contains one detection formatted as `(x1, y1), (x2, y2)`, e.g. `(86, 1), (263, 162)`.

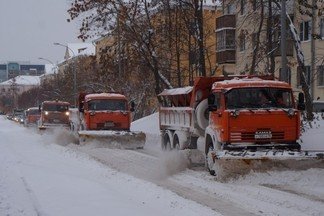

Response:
(0, 0), (82, 65)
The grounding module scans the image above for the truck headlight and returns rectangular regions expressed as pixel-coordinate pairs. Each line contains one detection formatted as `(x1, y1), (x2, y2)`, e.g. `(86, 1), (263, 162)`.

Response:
(45, 111), (49, 115)
(65, 111), (70, 116)
(230, 110), (240, 117)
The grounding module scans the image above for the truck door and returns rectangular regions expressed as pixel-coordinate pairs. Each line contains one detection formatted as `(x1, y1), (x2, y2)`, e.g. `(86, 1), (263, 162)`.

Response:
(208, 92), (223, 132)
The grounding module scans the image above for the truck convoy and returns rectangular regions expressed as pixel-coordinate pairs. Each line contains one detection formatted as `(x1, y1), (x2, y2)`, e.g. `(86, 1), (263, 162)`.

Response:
(38, 100), (71, 130)
(76, 92), (145, 149)
(158, 76), (323, 176)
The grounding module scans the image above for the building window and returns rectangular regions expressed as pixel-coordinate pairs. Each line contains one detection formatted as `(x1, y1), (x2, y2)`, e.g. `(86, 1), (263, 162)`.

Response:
(297, 66), (311, 87)
(317, 65), (324, 86)
(216, 29), (235, 51)
(239, 31), (246, 51)
(320, 18), (324, 39)
(226, 3), (235, 15)
(279, 68), (291, 84)
(240, 0), (246, 15)
(299, 21), (311, 41)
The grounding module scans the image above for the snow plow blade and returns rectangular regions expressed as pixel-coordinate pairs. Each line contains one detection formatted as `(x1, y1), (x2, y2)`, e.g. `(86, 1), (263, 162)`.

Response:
(208, 150), (324, 180)
(38, 124), (71, 131)
(78, 130), (146, 149)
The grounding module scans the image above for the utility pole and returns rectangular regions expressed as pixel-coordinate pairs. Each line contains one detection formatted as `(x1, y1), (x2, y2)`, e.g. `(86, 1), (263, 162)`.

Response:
(310, 0), (316, 100)
(117, 9), (122, 79)
(280, 0), (288, 82)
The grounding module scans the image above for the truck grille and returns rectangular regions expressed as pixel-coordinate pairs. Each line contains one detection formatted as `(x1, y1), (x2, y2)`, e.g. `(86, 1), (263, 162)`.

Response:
(97, 122), (121, 129)
(230, 131), (285, 142)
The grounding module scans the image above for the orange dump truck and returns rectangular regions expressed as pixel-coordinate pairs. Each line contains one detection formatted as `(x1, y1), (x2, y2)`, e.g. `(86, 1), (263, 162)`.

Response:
(38, 100), (71, 130)
(25, 107), (41, 127)
(77, 92), (145, 149)
(159, 76), (323, 176)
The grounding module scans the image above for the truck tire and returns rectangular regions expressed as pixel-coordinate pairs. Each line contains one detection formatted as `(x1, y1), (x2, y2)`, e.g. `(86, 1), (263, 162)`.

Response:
(173, 132), (188, 150)
(206, 145), (216, 176)
(173, 135), (180, 150)
(162, 131), (172, 151)
(196, 99), (209, 130)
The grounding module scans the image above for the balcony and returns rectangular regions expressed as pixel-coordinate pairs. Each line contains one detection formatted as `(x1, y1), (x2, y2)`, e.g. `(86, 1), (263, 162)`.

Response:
(216, 28), (236, 64)
(216, 14), (236, 29)
(217, 50), (236, 64)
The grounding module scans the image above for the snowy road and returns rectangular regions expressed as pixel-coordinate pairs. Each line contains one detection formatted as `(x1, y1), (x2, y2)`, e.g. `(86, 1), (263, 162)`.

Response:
(0, 119), (218, 216)
(1, 116), (324, 216)
(76, 139), (324, 216)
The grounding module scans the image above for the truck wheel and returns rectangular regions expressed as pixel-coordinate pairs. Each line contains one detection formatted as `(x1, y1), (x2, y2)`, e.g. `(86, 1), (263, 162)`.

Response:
(173, 135), (180, 150)
(196, 99), (209, 130)
(206, 145), (216, 176)
(162, 132), (172, 151)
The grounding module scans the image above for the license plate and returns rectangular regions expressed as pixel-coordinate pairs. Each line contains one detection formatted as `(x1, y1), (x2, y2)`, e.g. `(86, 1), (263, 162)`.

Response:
(53, 119), (60, 123)
(255, 131), (272, 139)
(104, 122), (114, 127)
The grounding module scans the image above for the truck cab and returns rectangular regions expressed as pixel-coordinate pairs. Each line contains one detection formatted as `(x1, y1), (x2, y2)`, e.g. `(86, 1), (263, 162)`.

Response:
(79, 93), (134, 131)
(38, 100), (71, 129)
(205, 77), (301, 152)
(25, 107), (41, 126)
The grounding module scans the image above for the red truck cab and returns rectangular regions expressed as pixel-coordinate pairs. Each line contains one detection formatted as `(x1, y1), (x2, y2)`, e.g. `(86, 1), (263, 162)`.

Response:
(79, 93), (134, 131)
(38, 100), (71, 129)
(205, 77), (301, 152)
(25, 107), (41, 126)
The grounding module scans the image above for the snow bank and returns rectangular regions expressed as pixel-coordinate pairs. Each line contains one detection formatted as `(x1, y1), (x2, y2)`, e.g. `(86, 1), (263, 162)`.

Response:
(131, 112), (160, 135)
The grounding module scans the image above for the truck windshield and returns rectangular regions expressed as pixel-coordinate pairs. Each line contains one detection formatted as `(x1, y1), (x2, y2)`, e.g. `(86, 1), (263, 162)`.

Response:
(225, 88), (293, 109)
(43, 104), (69, 112)
(88, 99), (127, 111)
(27, 109), (40, 115)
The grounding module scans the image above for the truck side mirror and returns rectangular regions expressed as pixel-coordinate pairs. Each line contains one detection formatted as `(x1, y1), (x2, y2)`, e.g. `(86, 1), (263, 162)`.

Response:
(297, 92), (305, 111)
(208, 94), (217, 111)
(79, 101), (84, 113)
(38, 105), (41, 112)
(130, 101), (135, 112)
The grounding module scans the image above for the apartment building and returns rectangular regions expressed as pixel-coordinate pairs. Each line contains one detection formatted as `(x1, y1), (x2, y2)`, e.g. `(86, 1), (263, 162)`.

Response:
(216, 0), (324, 101)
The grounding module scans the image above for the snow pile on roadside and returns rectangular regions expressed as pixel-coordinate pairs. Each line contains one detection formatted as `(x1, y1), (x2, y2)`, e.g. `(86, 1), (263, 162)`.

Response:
(131, 112), (160, 135)
(300, 114), (324, 151)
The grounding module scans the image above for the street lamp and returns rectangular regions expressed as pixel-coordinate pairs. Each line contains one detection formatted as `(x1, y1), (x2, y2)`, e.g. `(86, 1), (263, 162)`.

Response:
(38, 57), (56, 74)
(53, 42), (77, 107)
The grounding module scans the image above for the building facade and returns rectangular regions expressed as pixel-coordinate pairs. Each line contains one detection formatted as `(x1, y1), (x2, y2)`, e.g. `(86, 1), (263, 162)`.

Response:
(0, 61), (45, 83)
(216, 0), (324, 101)
(0, 75), (41, 110)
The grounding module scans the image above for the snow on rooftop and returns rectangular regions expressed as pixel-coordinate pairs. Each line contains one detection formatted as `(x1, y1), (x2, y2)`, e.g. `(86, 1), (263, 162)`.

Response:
(45, 64), (57, 74)
(213, 77), (290, 89)
(0, 75), (40, 86)
(158, 86), (193, 96)
(85, 93), (126, 101)
(67, 43), (95, 57)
